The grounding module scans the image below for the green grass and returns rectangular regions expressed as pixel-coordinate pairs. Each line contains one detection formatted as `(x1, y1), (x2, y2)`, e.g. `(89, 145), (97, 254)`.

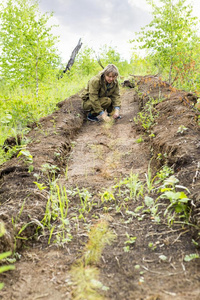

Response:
(0, 74), (90, 165)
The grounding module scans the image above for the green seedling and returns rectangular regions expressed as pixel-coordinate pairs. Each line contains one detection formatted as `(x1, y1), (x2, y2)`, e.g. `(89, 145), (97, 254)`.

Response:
(100, 190), (115, 203)
(123, 233), (137, 252)
(0, 222), (15, 290)
(184, 253), (199, 262)
(145, 162), (158, 193)
(124, 233), (137, 245)
(158, 176), (191, 224)
(33, 182), (47, 190)
(41, 163), (60, 175)
(41, 184), (72, 245)
(143, 196), (161, 223)
(136, 136), (144, 143)
(17, 149), (33, 172)
(114, 171), (143, 201)
(177, 125), (188, 134)
(148, 242), (157, 250)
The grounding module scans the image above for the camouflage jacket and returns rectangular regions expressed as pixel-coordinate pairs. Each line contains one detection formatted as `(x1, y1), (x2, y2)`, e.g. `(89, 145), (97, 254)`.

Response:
(80, 71), (121, 114)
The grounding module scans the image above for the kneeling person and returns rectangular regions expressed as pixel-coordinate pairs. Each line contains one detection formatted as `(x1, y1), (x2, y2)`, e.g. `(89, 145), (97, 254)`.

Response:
(81, 64), (121, 122)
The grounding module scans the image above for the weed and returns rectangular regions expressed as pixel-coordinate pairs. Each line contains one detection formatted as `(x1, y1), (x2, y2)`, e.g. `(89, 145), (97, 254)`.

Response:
(17, 149), (33, 172)
(184, 253), (200, 262)
(134, 98), (158, 131)
(40, 184), (72, 245)
(156, 165), (174, 183)
(143, 196), (161, 223)
(100, 190), (115, 203)
(41, 163), (60, 176)
(11, 197), (32, 252)
(0, 222), (15, 290)
(123, 233), (137, 252)
(158, 175), (191, 225)
(114, 171), (143, 201)
(144, 162), (157, 193)
(177, 125), (188, 134)
(76, 187), (93, 215)
(136, 136), (144, 143)
(90, 144), (104, 160)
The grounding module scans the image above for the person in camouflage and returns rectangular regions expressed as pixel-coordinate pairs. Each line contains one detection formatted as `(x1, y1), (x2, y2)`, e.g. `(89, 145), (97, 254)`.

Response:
(81, 64), (121, 122)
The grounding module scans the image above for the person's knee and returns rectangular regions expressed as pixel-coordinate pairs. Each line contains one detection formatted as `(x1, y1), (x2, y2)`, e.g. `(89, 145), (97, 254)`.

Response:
(105, 97), (112, 106)
(100, 97), (112, 108)
(83, 101), (92, 111)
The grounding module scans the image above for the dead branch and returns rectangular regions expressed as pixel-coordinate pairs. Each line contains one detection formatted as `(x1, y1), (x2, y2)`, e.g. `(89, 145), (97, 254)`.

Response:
(96, 55), (104, 69)
(62, 38), (83, 76)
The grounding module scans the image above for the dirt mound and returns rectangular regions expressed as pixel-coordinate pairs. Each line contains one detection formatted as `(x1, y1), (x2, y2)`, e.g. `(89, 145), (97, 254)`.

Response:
(0, 76), (200, 300)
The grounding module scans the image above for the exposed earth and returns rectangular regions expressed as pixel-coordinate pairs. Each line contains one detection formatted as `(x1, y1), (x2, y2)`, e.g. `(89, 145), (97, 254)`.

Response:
(0, 75), (200, 300)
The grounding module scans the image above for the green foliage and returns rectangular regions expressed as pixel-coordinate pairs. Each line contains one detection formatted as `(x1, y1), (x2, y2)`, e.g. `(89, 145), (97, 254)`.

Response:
(131, 0), (200, 85)
(73, 46), (100, 76)
(99, 45), (133, 76)
(158, 175), (191, 224)
(40, 183), (72, 245)
(84, 220), (116, 265)
(70, 221), (113, 300)
(134, 98), (159, 132)
(184, 253), (200, 262)
(123, 233), (137, 252)
(0, 222), (15, 290)
(0, 0), (60, 92)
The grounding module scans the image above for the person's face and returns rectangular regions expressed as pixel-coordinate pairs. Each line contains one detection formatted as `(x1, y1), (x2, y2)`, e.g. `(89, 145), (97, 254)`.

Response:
(105, 72), (117, 84)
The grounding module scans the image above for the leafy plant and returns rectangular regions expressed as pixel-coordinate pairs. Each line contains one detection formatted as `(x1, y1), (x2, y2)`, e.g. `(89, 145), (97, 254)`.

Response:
(177, 125), (188, 134)
(0, 222), (15, 290)
(143, 196), (161, 223)
(158, 175), (191, 224)
(136, 136), (144, 143)
(17, 149), (33, 172)
(40, 183), (72, 245)
(123, 233), (137, 252)
(100, 190), (115, 203)
(184, 253), (200, 262)
(131, 0), (199, 85)
(0, 0), (60, 95)
(134, 98), (159, 132)
(114, 172), (143, 201)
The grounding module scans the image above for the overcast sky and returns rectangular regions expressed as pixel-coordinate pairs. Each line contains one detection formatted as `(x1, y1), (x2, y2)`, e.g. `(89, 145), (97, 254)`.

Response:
(38, 0), (200, 63)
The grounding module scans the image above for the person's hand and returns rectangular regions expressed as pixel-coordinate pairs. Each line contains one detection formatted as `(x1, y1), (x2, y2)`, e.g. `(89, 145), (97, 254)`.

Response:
(113, 108), (120, 119)
(101, 111), (111, 122)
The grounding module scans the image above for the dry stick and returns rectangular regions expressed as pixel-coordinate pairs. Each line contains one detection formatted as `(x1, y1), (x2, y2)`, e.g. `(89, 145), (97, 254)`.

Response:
(115, 256), (120, 267)
(163, 290), (177, 297)
(33, 294), (49, 300)
(171, 230), (189, 245)
(145, 228), (183, 238)
(141, 265), (182, 276)
(192, 161), (200, 185)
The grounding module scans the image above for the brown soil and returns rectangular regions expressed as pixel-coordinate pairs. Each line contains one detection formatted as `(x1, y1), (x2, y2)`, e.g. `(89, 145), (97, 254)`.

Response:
(0, 75), (200, 300)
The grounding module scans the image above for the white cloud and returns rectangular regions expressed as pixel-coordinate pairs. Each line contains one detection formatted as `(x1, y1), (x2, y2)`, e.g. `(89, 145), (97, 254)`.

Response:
(128, 0), (152, 12)
(39, 0), (200, 64)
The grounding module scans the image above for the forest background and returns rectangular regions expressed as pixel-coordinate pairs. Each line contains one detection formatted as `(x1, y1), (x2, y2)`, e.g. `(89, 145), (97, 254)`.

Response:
(0, 0), (200, 165)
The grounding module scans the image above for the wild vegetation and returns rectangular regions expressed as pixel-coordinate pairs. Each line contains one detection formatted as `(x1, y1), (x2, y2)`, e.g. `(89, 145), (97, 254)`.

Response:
(0, 0), (200, 299)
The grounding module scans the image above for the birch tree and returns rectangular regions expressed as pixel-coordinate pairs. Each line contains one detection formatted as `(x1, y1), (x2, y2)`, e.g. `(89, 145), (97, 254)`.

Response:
(0, 0), (60, 95)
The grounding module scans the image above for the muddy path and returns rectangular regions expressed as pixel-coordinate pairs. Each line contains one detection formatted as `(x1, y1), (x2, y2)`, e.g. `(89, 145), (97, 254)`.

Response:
(0, 76), (200, 300)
